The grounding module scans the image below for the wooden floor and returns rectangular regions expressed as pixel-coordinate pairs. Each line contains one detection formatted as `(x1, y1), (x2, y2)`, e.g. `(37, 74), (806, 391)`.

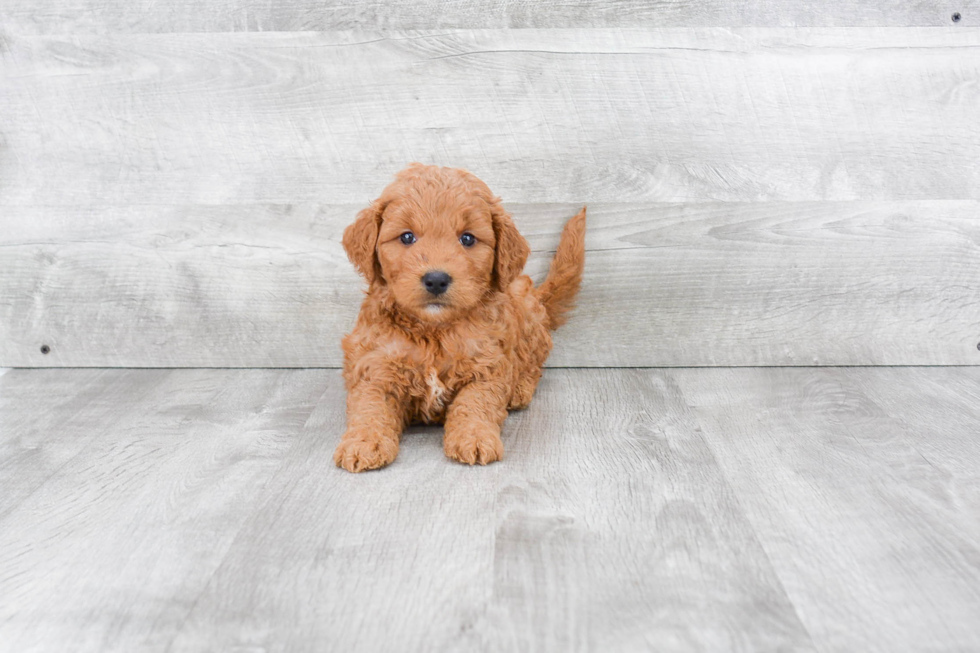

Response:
(1, 367), (978, 652)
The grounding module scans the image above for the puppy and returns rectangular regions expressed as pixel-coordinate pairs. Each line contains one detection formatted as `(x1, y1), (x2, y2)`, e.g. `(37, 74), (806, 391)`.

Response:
(334, 163), (586, 472)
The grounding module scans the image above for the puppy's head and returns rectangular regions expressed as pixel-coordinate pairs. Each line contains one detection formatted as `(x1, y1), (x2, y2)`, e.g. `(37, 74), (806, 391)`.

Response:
(343, 163), (529, 323)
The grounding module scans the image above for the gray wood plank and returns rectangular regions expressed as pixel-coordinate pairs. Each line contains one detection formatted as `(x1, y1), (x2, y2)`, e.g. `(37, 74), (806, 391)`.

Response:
(672, 367), (980, 652)
(167, 397), (504, 653)
(166, 368), (812, 652)
(0, 368), (109, 443)
(0, 368), (171, 519)
(841, 367), (980, 535)
(478, 370), (813, 652)
(1, 201), (977, 367)
(3, 29), (980, 206)
(2, 0), (976, 34)
(3, 367), (979, 650)
(0, 368), (332, 652)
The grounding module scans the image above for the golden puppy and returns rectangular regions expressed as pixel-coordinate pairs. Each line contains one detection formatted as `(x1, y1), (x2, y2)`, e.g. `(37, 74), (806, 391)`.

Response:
(334, 163), (586, 472)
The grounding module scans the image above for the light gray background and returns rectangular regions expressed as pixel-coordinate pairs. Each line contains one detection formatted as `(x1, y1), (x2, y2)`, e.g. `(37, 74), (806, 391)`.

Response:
(3, 8), (978, 367)
(2, 4), (980, 652)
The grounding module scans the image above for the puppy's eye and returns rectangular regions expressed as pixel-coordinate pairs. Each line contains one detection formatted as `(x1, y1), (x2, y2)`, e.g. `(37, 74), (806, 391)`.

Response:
(459, 232), (476, 247)
(399, 231), (416, 245)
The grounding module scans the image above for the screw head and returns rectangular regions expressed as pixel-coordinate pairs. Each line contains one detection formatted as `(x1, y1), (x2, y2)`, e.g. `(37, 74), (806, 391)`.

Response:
(40, 344), (50, 354)
(952, 12), (962, 22)
(977, 342), (980, 351)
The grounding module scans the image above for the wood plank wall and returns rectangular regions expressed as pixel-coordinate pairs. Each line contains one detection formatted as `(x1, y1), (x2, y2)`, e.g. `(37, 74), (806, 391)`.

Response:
(1, 6), (979, 367)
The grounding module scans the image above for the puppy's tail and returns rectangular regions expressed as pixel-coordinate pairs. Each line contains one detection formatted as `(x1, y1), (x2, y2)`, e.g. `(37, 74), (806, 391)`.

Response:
(535, 206), (587, 330)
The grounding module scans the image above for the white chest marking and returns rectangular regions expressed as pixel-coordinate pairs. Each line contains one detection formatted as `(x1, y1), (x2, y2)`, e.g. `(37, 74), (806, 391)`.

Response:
(426, 369), (447, 411)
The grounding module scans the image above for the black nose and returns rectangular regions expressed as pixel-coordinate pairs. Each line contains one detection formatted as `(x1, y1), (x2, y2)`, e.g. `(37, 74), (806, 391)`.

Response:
(422, 271), (452, 296)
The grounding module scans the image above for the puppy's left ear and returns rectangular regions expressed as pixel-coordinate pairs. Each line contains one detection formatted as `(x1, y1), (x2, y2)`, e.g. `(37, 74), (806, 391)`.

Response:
(490, 202), (530, 291)
(343, 199), (386, 284)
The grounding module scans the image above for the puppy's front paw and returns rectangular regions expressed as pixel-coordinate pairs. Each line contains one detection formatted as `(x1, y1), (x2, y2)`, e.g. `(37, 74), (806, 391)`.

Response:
(444, 426), (504, 465)
(334, 433), (398, 473)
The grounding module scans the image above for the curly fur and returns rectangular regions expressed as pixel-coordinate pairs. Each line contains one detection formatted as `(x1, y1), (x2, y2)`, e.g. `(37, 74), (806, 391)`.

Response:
(334, 163), (586, 472)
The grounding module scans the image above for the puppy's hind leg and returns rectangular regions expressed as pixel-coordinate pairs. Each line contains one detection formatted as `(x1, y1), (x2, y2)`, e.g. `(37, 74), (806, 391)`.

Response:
(508, 367), (542, 410)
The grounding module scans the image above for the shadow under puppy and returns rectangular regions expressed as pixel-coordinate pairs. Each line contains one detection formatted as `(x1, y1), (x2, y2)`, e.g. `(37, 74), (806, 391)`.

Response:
(335, 163), (586, 472)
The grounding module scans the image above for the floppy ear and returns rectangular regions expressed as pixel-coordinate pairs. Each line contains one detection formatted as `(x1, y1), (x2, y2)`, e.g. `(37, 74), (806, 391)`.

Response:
(342, 199), (385, 283)
(490, 202), (530, 291)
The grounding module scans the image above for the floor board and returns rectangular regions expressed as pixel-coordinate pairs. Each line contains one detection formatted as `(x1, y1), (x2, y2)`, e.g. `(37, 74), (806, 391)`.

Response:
(5, 30), (980, 207)
(1, 368), (978, 651)
(5, 0), (976, 34)
(672, 367), (980, 652)
(4, 201), (978, 368)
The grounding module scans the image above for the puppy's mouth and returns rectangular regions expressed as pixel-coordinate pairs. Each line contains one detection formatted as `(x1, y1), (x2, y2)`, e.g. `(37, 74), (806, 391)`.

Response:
(423, 302), (449, 313)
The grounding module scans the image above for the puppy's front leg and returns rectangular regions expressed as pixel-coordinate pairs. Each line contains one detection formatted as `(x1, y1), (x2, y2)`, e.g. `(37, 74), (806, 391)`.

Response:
(444, 381), (509, 465)
(334, 383), (407, 473)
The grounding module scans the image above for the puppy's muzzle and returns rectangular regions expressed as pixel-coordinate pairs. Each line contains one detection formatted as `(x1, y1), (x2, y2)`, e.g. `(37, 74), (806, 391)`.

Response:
(422, 270), (452, 296)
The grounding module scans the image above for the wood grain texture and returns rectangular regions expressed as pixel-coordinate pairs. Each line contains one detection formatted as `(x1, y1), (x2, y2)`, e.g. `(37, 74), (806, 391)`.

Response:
(4, 27), (979, 367)
(0, 368), (814, 652)
(2, 0), (977, 34)
(1, 201), (978, 367)
(170, 369), (813, 652)
(841, 366), (980, 537)
(475, 370), (811, 652)
(0, 368), (333, 652)
(672, 367), (980, 652)
(3, 29), (980, 206)
(3, 368), (979, 650)
(0, 368), (170, 519)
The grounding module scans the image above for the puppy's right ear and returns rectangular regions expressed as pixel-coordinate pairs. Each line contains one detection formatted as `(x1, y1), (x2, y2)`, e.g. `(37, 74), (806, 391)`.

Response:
(342, 199), (385, 283)
(490, 201), (530, 292)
